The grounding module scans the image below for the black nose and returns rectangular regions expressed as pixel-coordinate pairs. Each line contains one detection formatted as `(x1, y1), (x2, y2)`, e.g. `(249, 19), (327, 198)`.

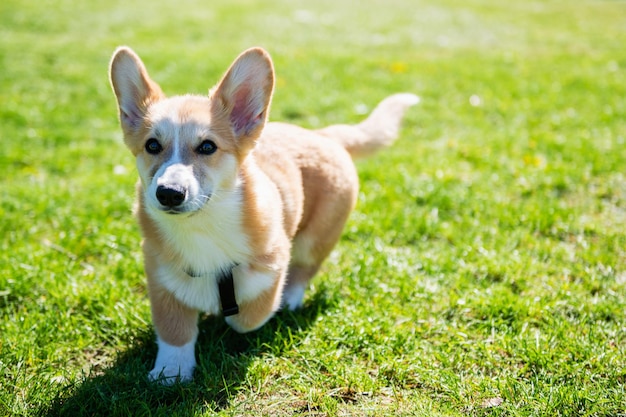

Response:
(156, 185), (186, 208)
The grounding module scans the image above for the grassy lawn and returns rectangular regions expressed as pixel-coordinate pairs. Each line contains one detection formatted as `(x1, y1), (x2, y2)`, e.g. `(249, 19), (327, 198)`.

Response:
(1, 0), (626, 415)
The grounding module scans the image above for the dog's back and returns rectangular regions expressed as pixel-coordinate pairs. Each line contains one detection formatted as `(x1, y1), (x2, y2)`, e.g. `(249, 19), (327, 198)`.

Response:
(256, 93), (420, 309)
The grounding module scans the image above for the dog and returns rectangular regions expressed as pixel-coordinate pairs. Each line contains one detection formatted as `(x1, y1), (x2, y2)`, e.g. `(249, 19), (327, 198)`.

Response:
(109, 46), (418, 383)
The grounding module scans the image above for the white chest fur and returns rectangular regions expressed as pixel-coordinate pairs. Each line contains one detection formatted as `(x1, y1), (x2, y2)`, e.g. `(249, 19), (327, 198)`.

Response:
(149, 190), (256, 314)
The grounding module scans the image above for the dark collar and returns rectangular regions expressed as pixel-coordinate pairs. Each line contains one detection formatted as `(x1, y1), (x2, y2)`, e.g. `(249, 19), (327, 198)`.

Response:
(185, 265), (239, 317)
(217, 267), (239, 317)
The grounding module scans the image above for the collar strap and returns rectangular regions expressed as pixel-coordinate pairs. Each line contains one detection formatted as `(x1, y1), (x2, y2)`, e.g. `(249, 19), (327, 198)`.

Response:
(217, 267), (239, 317)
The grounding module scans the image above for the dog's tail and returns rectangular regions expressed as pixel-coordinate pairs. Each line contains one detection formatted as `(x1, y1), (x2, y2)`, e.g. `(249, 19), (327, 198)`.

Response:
(316, 93), (419, 159)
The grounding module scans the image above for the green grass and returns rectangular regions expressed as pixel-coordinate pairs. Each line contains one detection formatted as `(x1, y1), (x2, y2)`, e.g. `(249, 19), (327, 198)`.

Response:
(1, 0), (626, 415)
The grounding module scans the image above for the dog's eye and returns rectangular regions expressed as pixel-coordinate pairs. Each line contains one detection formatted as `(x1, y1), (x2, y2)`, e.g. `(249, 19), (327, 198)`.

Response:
(197, 140), (217, 155)
(145, 138), (162, 155)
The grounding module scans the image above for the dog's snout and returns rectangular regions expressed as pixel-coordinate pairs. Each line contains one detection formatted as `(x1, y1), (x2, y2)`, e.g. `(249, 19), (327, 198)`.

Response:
(156, 185), (186, 208)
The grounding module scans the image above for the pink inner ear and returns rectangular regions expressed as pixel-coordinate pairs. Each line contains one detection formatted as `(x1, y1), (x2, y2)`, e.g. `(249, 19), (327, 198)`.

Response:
(230, 85), (261, 137)
(121, 107), (143, 129)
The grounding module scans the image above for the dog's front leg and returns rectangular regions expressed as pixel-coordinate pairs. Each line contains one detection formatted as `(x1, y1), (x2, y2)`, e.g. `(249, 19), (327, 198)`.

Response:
(147, 279), (199, 384)
(225, 263), (286, 333)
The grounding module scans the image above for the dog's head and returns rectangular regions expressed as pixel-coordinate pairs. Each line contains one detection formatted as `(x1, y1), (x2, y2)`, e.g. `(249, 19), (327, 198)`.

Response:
(109, 47), (274, 216)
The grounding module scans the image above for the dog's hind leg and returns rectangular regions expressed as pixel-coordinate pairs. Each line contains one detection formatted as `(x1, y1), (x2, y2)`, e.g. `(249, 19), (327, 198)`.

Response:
(284, 182), (357, 310)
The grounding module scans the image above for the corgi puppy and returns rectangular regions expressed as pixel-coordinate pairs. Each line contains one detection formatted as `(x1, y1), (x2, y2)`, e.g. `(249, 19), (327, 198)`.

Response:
(109, 46), (418, 383)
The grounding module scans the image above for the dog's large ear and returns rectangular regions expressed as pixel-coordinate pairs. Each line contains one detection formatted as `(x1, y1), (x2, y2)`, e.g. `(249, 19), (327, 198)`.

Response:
(210, 48), (274, 145)
(109, 47), (164, 134)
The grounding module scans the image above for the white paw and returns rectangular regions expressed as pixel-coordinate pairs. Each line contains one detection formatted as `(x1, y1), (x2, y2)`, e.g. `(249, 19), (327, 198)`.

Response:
(149, 365), (194, 385)
(283, 283), (305, 311)
(149, 337), (196, 384)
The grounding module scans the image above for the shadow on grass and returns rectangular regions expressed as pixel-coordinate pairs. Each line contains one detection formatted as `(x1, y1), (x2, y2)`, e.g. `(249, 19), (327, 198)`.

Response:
(42, 292), (331, 416)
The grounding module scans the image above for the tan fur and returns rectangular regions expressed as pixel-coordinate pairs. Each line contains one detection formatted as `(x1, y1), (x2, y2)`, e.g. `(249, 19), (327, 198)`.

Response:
(109, 46), (418, 382)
